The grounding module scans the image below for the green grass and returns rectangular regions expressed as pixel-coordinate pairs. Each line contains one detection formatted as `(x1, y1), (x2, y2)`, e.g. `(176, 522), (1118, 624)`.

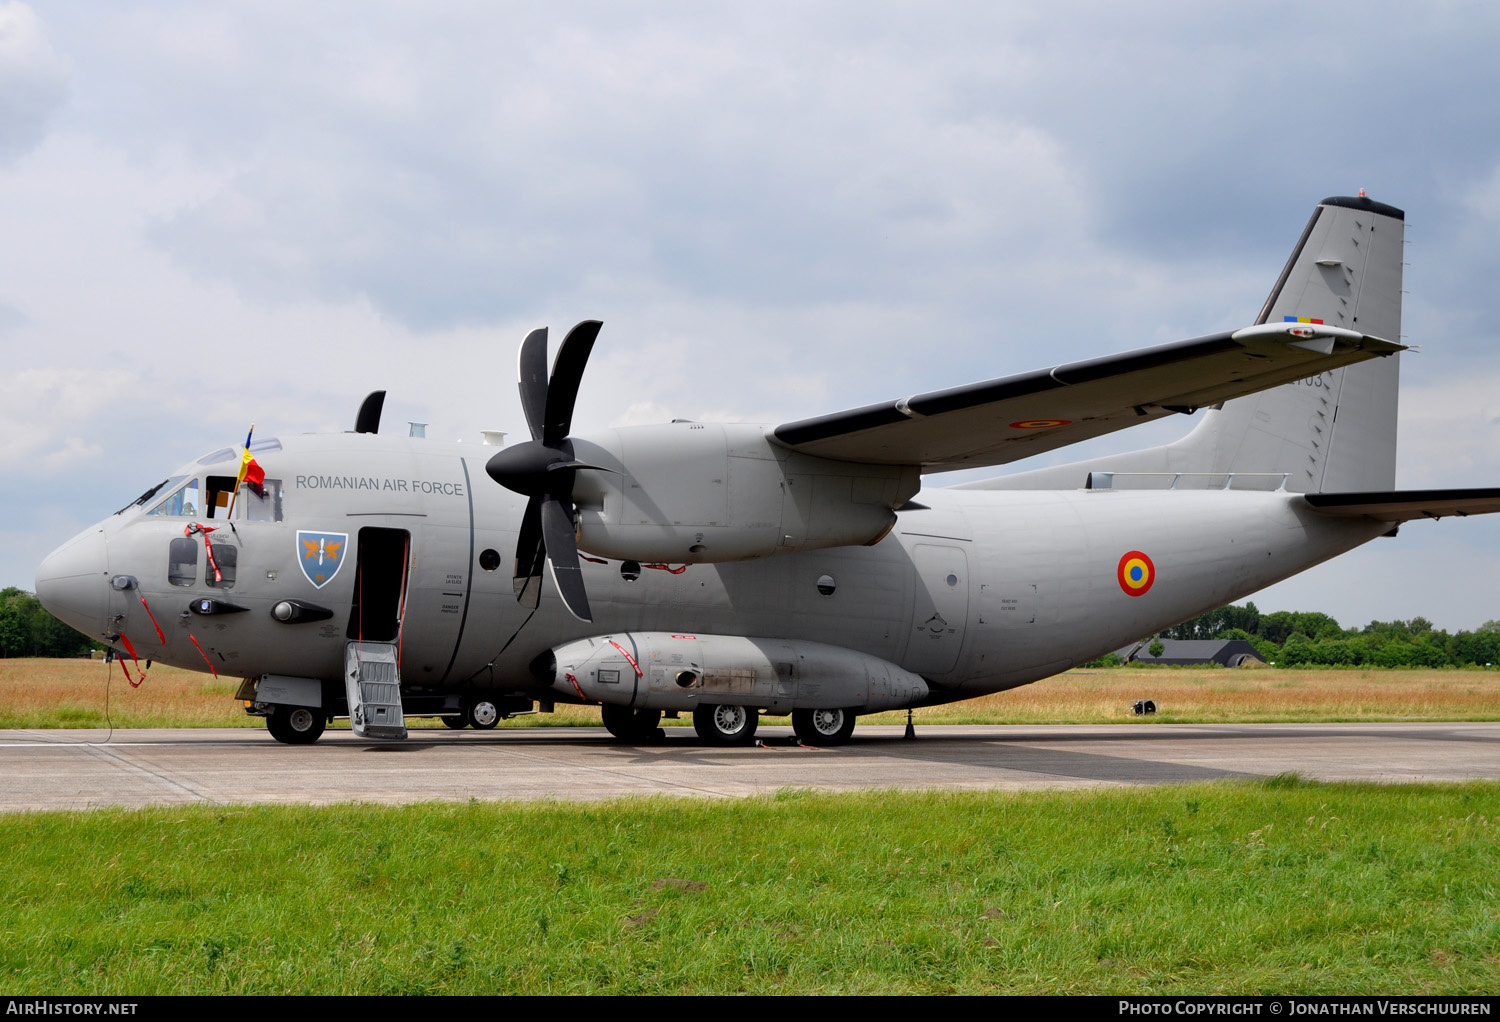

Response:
(3, 780), (1498, 994)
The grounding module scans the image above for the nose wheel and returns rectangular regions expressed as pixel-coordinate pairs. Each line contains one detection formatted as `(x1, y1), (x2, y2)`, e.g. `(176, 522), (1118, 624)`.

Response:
(266, 706), (327, 745)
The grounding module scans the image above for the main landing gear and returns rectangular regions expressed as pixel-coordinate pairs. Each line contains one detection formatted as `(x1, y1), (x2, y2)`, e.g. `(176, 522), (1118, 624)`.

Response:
(792, 707), (856, 746)
(436, 698), (501, 730)
(692, 703), (759, 746)
(601, 704), (663, 742)
(465, 698), (500, 730)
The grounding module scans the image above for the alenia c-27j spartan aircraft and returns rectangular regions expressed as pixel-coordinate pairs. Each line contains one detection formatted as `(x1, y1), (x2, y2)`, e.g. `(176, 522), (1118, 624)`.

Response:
(34, 195), (1500, 746)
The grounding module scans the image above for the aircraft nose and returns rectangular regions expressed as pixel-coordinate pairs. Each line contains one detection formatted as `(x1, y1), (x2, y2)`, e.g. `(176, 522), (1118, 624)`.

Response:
(35, 527), (110, 639)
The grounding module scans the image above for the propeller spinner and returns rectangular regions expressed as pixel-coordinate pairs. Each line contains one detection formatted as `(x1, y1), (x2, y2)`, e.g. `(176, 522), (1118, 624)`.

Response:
(485, 321), (603, 622)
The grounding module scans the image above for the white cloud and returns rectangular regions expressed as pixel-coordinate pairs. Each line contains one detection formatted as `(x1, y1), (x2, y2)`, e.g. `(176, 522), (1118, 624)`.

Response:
(1397, 371), (1500, 486)
(0, 367), (134, 469)
(6, 1), (1500, 635)
(0, 2), (68, 163)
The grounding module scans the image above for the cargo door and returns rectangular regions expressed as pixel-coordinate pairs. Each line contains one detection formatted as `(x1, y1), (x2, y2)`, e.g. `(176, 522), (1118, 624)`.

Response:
(906, 543), (969, 675)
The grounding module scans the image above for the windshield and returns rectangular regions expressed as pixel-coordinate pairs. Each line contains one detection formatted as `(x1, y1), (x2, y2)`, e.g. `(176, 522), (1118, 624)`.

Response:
(116, 477), (175, 516)
(145, 477), (200, 518)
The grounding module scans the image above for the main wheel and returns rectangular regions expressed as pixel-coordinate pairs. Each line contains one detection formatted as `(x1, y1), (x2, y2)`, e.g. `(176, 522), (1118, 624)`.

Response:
(467, 699), (500, 730)
(600, 704), (662, 742)
(792, 707), (856, 746)
(440, 714), (468, 729)
(693, 703), (758, 745)
(267, 705), (326, 745)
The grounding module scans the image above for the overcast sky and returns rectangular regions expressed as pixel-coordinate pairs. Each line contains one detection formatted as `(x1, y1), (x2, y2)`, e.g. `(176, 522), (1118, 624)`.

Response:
(6, 1), (1500, 630)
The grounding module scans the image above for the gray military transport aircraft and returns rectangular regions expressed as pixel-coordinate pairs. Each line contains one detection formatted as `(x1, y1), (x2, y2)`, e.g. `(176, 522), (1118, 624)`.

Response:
(34, 195), (1500, 745)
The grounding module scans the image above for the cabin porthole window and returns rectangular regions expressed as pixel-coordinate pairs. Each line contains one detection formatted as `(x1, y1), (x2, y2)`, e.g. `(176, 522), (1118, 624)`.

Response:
(816, 574), (837, 597)
(167, 537), (198, 587)
(946, 573), (959, 587)
(620, 560), (641, 583)
(479, 548), (501, 571)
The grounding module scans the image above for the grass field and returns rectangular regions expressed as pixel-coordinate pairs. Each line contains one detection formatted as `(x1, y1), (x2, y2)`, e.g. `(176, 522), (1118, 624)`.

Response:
(4, 660), (1498, 994)
(2, 780), (1496, 994)
(2, 658), (1496, 730)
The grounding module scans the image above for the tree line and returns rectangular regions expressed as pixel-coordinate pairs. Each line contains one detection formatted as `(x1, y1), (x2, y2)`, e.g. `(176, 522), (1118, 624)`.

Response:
(1154, 601), (1500, 668)
(0, 588), (100, 658)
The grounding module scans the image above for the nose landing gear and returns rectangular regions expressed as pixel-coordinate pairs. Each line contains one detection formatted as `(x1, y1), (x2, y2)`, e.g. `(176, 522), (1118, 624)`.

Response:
(266, 706), (327, 745)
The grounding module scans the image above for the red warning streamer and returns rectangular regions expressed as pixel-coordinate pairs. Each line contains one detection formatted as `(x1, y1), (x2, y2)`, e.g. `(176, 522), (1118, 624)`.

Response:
(185, 523), (222, 583)
(606, 638), (643, 678)
(118, 634), (145, 688)
(137, 592), (166, 645)
(189, 634), (219, 679)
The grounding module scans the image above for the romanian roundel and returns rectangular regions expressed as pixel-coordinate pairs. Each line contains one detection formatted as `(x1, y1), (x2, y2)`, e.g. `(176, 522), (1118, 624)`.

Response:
(1008, 419), (1071, 429)
(1117, 551), (1155, 597)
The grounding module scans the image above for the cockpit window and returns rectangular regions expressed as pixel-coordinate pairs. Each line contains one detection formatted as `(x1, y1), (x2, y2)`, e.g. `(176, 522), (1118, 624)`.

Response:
(197, 438), (279, 464)
(204, 476), (283, 521)
(197, 448), (236, 466)
(146, 478), (200, 517)
(238, 479), (283, 521)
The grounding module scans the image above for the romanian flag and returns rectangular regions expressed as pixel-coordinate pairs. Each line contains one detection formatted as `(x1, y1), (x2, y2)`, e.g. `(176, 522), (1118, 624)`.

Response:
(236, 424), (266, 497)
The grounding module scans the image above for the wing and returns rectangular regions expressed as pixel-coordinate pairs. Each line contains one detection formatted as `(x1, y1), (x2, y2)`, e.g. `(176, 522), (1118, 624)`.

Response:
(1303, 489), (1500, 522)
(772, 323), (1403, 472)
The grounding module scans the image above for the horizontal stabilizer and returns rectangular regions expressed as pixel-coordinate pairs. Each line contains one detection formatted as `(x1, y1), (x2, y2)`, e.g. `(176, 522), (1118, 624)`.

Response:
(1302, 488), (1500, 522)
(773, 323), (1402, 472)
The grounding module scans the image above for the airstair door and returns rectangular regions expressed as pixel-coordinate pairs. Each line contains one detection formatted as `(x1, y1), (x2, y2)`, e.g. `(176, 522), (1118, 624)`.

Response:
(344, 640), (407, 739)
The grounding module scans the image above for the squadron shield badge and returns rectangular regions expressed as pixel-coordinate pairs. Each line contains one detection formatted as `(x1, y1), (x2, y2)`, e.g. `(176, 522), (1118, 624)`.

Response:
(297, 531), (348, 589)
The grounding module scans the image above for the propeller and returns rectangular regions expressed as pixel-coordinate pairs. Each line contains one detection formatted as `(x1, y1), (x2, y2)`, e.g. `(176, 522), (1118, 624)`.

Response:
(485, 321), (603, 622)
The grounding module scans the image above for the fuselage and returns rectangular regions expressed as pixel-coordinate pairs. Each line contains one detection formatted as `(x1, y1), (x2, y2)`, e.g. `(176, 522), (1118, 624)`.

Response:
(35, 431), (1390, 706)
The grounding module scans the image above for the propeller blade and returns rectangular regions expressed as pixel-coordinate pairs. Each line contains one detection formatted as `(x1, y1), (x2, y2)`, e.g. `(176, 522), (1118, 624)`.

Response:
(545, 460), (615, 474)
(513, 495), (545, 609)
(354, 390), (385, 434)
(542, 320), (601, 447)
(517, 326), (549, 443)
(540, 495), (592, 622)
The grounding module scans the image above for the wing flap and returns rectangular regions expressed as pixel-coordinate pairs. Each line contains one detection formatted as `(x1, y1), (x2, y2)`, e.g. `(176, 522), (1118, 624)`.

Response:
(773, 324), (1403, 472)
(1303, 489), (1500, 522)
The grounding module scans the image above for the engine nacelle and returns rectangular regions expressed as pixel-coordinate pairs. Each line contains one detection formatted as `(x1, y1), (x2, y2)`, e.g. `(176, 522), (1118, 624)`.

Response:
(534, 631), (931, 714)
(567, 423), (918, 564)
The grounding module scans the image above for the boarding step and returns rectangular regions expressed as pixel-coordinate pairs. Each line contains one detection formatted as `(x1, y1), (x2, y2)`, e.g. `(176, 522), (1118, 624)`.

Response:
(344, 641), (407, 740)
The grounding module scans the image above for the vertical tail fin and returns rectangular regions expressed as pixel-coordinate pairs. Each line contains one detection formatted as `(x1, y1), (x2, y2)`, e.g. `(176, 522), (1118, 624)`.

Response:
(973, 196), (1405, 493)
(1180, 195), (1404, 492)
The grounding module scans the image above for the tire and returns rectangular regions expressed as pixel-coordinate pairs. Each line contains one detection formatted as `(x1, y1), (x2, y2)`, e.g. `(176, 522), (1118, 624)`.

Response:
(792, 707), (856, 746)
(600, 704), (662, 742)
(267, 705), (326, 745)
(693, 703), (758, 745)
(467, 699), (500, 730)
(440, 715), (468, 729)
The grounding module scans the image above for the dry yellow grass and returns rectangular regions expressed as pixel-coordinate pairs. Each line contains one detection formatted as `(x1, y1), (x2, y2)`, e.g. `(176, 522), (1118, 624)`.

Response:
(0, 658), (608, 730)
(862, 665), (1500, 724)
(0, 658), (250, 728)
(1, 658), (1496, 729)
